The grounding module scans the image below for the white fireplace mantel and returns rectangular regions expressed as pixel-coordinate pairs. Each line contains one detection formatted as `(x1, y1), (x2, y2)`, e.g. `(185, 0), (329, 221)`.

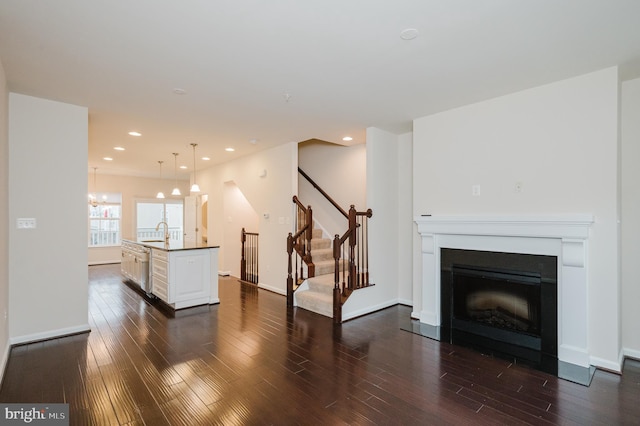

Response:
(414, 214), (594, 368)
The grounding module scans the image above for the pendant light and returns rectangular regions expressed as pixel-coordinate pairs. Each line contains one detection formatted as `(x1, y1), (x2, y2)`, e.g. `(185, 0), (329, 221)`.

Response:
(190, 143), (200, 193)
(89, 167), (98, 207)
(156, 160), (165, 199)
(171, 152), (181, 196)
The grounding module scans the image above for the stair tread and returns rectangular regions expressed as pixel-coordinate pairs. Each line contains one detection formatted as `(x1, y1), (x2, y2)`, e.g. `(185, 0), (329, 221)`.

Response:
(308, 273), (334, 284)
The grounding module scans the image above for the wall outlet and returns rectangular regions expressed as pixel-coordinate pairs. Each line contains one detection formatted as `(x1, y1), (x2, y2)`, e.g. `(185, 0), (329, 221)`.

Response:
(515, 182), (523, 193)
(472, 185), (481, 196)
(17, 218), (36, 229)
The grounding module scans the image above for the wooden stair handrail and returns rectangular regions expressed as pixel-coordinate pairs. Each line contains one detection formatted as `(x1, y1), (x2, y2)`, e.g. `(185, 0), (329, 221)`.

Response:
(298, 168), (348, 218)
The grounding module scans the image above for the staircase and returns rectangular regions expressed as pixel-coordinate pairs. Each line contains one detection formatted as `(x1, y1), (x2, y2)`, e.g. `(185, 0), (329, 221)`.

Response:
(287, 168), (373, 323)
(294, 227), (335, 317)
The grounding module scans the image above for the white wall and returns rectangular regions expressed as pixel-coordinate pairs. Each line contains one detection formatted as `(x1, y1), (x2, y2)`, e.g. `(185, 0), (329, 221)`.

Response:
(222, 181), (259, 276)
(87, 173), (190, 265)
(397, 132), (413, 305)
(0, 59), (10, 382)
(621, 77), (640, 360)
(197, 142), (297, 294)
(340, 128), (401, 319)
(412, 67), (621, 370)
(9, 93), (90, 343)
(298, 141), (367, 237)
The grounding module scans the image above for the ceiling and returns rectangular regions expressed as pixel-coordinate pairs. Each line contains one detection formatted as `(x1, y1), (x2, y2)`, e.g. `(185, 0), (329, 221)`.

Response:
(2, 1), (640, 179)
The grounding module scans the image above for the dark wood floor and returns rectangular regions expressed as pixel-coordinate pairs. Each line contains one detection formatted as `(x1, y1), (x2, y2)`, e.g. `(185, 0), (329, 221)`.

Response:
(1, 264), (639, 425)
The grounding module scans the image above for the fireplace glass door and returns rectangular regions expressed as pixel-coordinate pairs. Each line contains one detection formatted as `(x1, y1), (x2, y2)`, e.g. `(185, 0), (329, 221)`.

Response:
(452, 265), (542, 338)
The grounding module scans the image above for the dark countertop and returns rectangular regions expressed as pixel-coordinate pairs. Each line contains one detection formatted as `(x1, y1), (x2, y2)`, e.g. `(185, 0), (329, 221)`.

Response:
(122, 238), (220, 252)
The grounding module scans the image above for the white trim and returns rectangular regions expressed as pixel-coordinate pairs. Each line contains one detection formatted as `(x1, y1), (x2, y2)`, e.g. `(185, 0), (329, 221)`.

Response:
(9, 324), (91, 346)
(292, 280), (310, 307)
(558, 344), (591, 369)
(218, 270), (231, 276)
(343, 298), (399, 322)
(258, 282), (286, 296)
(414, 214), (594, 239)
(590, 353), (623, 373)
(89, 260), (121, 266)
(397, 298), (412, 306)
(0, 341), (9, 386)
(415, 214), (594, 368)
(623, 347), (640, 361)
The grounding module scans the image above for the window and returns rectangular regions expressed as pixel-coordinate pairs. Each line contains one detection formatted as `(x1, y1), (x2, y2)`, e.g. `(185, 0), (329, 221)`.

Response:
(136, 200), (183, 241)
(89, 193), (122, 247)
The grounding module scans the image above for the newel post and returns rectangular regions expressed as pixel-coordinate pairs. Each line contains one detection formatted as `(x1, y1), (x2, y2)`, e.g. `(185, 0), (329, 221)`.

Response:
(333, 234), (342, 324)
(286, 232), (294, 307)
(241, 228), (246, 282)
(305, 205), (315, 277)
(347, 205), (357, 292)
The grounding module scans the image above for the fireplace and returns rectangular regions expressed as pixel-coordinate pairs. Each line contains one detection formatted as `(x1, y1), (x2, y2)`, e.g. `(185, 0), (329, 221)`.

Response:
(414, 214), (595, 382)
(440, 249), (557, 374)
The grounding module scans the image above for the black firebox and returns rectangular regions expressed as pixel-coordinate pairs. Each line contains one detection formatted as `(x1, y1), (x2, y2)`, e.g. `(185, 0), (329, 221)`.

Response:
(441, 249), (558, 375)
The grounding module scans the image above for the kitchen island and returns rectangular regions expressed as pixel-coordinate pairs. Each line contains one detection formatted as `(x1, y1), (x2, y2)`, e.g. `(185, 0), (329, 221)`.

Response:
(121, 238), (220, 310)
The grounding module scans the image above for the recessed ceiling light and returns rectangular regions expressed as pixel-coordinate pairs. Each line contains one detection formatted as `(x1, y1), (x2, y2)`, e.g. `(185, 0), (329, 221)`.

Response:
(179, 165), (187, 169)
(128, 131), (141, 137)
(114, 146), (125, 151)
(249, 138), (258, 145)
(400, 28), (419, 40)
(173, 88), (186, 95)
(103, 157), (113, 161)
(201, 157), (210, 161)
(225, 147), (235, 152)
(342, 136), (353, 141)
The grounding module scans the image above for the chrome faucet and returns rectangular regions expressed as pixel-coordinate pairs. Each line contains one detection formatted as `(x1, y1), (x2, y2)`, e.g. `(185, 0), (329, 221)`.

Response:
(155, 221), (169, 244)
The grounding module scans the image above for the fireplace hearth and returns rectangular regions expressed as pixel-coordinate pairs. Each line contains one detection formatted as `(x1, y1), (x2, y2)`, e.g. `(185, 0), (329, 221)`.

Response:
(441, 249), (557, 374)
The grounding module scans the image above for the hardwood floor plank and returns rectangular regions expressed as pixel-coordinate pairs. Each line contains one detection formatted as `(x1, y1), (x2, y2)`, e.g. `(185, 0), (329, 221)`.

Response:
(1, 264), (639, 425)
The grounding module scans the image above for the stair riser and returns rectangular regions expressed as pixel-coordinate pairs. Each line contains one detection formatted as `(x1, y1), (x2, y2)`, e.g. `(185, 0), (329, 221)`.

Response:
(308, 280), (334, 294)
(310, 249), (333, 261)
(296, 291), (333, 318)
(311, 239), (331, 250)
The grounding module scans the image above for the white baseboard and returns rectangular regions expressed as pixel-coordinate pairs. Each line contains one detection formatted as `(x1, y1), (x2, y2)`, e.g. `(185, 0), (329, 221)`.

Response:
(623, 347), (640, 361)
(397, 298), (412, 306)
(419, 310), (438, 326)
(89, 260), (121, 266)
(559, 344), (591, 368)
(0, 340), (9, 387)
(9, 324), (91, 346)
(257, 282), (286, 296)
(590, 353), (622, 374)
(343, 298), (399, 322)
(218, 270), (230, 276)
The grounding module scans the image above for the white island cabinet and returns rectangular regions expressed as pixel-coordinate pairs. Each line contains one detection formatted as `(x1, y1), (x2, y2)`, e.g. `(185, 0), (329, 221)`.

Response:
(122, 238), (220, 310)
(151, 248), (219, 308)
